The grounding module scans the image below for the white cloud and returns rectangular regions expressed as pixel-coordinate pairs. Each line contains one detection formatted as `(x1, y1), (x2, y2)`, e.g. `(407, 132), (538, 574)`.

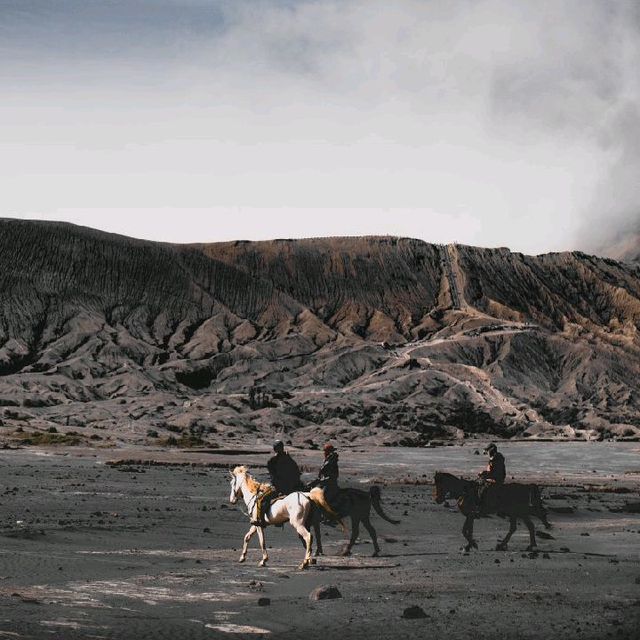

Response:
(1, 0), (639, 253)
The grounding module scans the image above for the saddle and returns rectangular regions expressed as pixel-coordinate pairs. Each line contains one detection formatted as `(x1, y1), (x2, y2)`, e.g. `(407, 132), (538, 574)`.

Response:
(319, 488), (351, 523)
(253, 491), (289, 527)
(467, 481), (501, 514)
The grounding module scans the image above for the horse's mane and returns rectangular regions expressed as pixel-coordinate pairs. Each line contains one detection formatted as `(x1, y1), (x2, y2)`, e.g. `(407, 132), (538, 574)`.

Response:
(434, 471), (457, 480)
(232, 465), (271, 494)
(434, 471), (473, 484)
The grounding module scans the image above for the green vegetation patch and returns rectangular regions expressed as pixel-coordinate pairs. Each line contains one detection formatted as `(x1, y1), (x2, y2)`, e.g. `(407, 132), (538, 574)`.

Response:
(14, 430), (85, 446)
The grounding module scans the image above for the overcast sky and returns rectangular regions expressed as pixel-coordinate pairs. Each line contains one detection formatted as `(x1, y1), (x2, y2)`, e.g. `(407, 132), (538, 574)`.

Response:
(1, 0), (639, 254)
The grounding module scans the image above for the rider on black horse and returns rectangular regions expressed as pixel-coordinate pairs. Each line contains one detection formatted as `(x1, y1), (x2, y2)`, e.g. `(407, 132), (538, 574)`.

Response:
(473, 442), (506, 512)
(479, 442), (506, 484)
(310, 443), (349, 519)
(317, 443), (339, 499)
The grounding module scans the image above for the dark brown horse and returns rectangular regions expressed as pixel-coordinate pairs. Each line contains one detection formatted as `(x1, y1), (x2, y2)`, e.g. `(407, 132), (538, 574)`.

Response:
(433, 472), (551, 552)
(309, 486), (400, 557)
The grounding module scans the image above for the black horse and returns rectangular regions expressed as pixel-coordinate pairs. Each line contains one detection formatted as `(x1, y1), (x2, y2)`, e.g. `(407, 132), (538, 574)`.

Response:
(305, 486), (400, 557)
(433, 471), (551, 552)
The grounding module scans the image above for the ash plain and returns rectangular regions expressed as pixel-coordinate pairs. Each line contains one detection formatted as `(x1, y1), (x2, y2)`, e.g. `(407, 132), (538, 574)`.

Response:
(0, 442), (638, 639)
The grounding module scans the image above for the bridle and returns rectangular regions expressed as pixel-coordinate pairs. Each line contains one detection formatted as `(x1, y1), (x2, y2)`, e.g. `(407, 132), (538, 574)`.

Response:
(229, 472), (240, 504)
(229, 471), (258, 519)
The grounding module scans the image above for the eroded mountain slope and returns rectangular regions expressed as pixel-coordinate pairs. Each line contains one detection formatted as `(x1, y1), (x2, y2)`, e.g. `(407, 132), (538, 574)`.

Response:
(0, 218), (639, 447)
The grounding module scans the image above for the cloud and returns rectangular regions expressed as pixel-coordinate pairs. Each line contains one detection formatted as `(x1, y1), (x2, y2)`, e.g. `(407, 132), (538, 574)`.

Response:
(1, 0), (639, 253)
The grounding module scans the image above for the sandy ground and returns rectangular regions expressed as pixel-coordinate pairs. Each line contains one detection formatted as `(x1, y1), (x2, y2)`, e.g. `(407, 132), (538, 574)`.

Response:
(0, 443), (638, 639)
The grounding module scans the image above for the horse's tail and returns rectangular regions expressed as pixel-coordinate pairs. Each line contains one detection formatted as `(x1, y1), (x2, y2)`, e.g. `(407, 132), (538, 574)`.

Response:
(530, 484), (552, 529)
(308, 488), (347, 533)
(370, 486), (400, 524)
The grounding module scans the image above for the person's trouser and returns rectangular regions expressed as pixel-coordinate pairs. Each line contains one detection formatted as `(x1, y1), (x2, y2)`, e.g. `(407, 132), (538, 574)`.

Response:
(255, 488), (276, 525)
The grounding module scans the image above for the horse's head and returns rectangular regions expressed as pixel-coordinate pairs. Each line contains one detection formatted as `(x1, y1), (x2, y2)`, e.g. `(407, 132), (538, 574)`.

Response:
(433, 471), (445, 504)
(229, 465), (247, 504)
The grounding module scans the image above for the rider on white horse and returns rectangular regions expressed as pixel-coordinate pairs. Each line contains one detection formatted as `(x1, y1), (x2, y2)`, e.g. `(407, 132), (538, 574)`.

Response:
(229, 465), (339, 570)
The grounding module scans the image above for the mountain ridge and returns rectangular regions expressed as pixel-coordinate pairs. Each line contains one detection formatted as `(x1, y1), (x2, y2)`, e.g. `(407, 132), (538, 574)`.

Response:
(1, 218), (639, 447)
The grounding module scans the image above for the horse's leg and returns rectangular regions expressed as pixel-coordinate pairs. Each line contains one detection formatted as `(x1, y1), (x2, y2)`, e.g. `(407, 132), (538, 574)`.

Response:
(469, 517), (478, 549)
(290, 519), (313, 570)
(342, 517), (360, 556)
(462, 515), (477, 552)
(496, 516), (517, 551)
(461, 516), (471, 551)
(361, 516), (380, 557)
(256, 526), (269, 566)
(313, 510), (324, 556)
(302, 507), (318, 565)
(239, 525), (257, 563)
(523, 516), (537, 551)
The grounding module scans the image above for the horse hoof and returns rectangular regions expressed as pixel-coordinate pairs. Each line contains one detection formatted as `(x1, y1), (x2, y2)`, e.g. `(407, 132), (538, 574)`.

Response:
(298, 563), (308, 571)
(310, 558), (317, 565)
(472, 541), (479, 550)
(496, 543), (507, 551)
(239, 557), (246, 563)
(341, 549), (352, 557)
(526, 545), (537, 552)
(372, 550), (380, 558)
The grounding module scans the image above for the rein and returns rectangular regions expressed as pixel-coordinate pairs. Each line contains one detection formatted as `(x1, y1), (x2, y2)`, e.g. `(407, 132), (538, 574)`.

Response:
(232, 475), (261, 520)
(240, 492), (258, 519)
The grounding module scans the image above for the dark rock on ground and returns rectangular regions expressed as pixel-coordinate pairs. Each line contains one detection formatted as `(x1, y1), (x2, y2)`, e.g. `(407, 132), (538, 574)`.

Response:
(402, 605), (428, 619)
(309, 585), (342, 601)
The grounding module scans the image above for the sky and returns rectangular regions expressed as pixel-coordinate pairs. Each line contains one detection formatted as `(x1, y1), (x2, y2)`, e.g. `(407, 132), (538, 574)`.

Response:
(1, 0), (639, 254)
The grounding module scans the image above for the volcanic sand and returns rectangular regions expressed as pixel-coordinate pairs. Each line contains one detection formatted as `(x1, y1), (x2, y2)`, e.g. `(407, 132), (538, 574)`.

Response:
(0, 442), (638, 639)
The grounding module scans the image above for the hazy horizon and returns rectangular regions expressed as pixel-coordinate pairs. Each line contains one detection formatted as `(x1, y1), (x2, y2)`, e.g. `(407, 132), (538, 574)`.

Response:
(2, 1), (639, 254)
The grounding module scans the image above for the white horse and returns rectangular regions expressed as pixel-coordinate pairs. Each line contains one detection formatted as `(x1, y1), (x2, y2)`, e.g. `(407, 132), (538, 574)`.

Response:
(228, 465), (338, 570)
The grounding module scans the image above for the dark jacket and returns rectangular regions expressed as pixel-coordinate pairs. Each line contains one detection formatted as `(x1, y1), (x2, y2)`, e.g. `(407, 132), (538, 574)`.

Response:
(267, 452), (302, 494)
(319, 451), (339, 483)
(480, 451), (506, 484)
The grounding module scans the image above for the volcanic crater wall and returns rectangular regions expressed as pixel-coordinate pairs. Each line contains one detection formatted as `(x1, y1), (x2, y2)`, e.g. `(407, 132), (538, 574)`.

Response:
(0, 218), (639, 445)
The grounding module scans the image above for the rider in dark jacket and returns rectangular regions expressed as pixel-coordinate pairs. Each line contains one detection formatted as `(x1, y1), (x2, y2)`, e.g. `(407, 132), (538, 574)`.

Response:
(317, 443), (340, 501)
(479, 443), (506, 484)
(474, 442), (506, 512)
(256, 441), (302, 526)
(267, 441), (303, 495)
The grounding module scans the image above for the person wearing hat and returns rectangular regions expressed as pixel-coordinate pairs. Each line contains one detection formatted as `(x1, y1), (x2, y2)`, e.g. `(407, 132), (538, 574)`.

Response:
(472, 442), (506, 513)
(479, 442), (506, 485)
(254, 441), (303, 526)
(267, 440), (303, 496)
(317, 443), (340, 502)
